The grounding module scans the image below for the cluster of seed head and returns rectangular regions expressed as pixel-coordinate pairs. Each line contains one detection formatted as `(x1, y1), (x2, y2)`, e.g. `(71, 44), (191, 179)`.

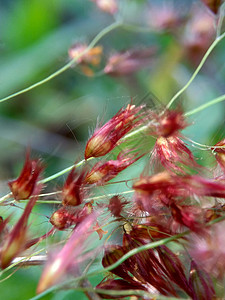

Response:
(1, 101), (225, 298)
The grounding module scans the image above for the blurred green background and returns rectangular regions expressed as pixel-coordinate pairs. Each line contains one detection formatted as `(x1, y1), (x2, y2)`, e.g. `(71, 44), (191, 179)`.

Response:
(0, 0), (225, 299)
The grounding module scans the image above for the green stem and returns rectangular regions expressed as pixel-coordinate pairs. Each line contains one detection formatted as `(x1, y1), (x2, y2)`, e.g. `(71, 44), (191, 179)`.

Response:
(167, 31), (225, 109)
(39, 158), (90, 184)
(185, 93), (225, 117)
(0, 21), (121, 104)
(121, 23), (154, 33)
(24, 190), (134, 205)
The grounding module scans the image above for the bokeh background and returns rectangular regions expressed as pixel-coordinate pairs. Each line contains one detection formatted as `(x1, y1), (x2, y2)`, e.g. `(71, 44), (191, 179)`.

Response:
(0, 0), (225, 299)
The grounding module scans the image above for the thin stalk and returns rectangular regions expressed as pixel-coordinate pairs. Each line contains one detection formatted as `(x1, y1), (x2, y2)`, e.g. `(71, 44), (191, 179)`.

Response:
(167, 31), (225, 109)
(185, 93), (225, 117)
(39, 158), (88, 184)
(27, 190), (134, 204)
(0, 21), (121, 104)
(121, 23), (155, 33)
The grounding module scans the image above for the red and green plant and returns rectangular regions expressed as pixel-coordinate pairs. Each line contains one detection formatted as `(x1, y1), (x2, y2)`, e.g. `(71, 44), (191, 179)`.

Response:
(1, 0), (225, 299)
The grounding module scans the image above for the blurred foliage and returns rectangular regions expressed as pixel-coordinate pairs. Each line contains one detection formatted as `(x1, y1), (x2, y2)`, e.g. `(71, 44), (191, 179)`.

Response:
(0, 0), (225, 299)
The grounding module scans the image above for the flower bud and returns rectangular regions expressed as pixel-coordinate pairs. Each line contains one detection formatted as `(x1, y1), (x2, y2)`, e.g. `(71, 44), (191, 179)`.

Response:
(85, 152), (142, 184)
(50, 203), (93, 230)
(68, 43), (102, 76)
(62, 168), (86, 206)
(152, 109), (188, 138)
(104, 47), (156, 77)
(153, 136), (199, 174)
(85, 104), (145, 159)
(8, 151), (43, 201)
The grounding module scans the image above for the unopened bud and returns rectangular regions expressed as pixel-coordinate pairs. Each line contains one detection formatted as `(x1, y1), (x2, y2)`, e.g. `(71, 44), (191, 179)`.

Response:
(8, 151), (43, 201)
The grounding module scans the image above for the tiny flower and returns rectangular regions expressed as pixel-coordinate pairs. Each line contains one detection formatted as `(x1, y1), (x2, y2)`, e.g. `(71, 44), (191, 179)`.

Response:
(37, 212), (98, 293)
(85, 103), (145, 159)
(212, 139), (225, 172)
(68, 43), (103, 76)
(147, 109), (199, 174)
(1, 194), (39, 268)
(8, 151), (43, 201)
(50, 202), (93, 230)
(85, 151), (143, 184)
(200, 0), (223, 14)
(150, 109), (188, 138)
(91, 0), (118, 15)
(104, 47), (156, 77)
(62, 167), (86, 206)
(153, 136), (199, 174)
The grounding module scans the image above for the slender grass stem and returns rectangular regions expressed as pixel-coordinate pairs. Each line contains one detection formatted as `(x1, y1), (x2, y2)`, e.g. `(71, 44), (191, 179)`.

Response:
(0, 21), (121, 104)
(185, 93), (225, 117)
(39, 158), (89, 184)
(167, 31), (225, 109)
